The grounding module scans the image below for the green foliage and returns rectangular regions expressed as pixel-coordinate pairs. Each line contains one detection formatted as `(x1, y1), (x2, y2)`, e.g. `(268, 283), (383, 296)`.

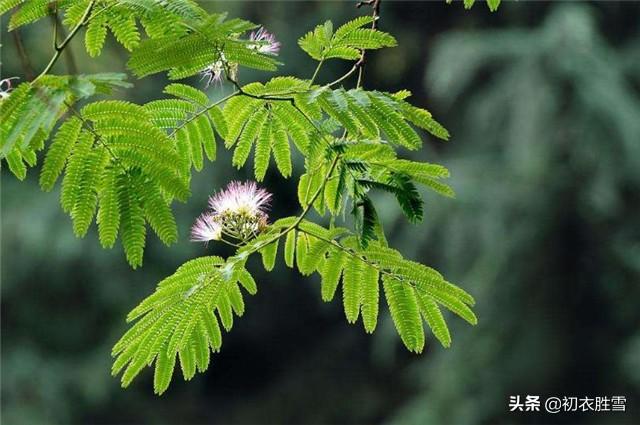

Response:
(0, 0), (25, 16)
(224, 78), (311, 180)
(295, 139), (453, 244)
(281, 221), (476, 351)
(85, 11), (108, 57)
(2, 0), (206, 56)
(127, 13), (279, 79)
(113, 216), (476, 392)
(157, 83), (227, 173)
(49, 99), (192, 267)
(2, 76), (230, 267)
(1, 0), (486, 395)
(1, 73), (130, 180)
(308, 88), (449, 147)
(446, 0), (501, 12)
(112, 255), (257, 394)
(222, 78), (451, 229)
(299, 17), (397, 61)
(5, 0), (64, 29)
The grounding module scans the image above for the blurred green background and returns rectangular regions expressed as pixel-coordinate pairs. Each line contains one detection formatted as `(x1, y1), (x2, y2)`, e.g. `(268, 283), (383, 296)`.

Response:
(2, 1), (640, 424)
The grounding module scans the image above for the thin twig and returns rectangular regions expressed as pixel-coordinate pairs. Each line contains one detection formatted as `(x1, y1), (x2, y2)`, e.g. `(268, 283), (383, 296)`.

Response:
(210, 48), (304, 102)
(64, 101), (128, 174)
(297, 227), (378, 271)
(288, 101), (361, 186)
(326, 64), (360, 88)
(226, 74), (296, 103)
(308, 59), (324, 87)
(355, 0), (382, 88)
(168, 91), (239, 138)
(314, 0), (382, 89)
(51, 2), (59, 50)
(35, 0), (96, 81)
(296, 226), (435, 297)
(52, 9), (78, 74)
(240, 155), (341, 256)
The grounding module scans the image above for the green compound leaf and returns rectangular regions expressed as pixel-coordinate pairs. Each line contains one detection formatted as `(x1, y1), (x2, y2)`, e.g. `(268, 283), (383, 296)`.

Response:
(112, 256), (256, 394)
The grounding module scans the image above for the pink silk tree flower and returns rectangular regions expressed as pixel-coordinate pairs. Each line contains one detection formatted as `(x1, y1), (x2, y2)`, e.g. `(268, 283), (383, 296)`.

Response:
(200, 61), (224, 88)
(190, 213), (223, 243)
(208, 181), (272, 219)
(249, 27), (281, 55)
(192, 181), (272, 245)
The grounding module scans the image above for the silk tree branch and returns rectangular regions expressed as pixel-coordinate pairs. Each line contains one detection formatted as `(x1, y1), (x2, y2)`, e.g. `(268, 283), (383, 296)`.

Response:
(316, 0), (383, 89)
(35, 0), (96, 81)
(295, 226), (426, 294)
(356, 0), (382, 87)
(63, 101), (128, 175)
(236, 154), (341, 259)
(51, 7), (78, 75)
(168, 91), (240, 138)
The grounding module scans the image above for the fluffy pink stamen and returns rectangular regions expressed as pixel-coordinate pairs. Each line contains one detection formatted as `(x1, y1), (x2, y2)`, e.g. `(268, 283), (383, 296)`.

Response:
(208, 181), (272, 217)
(190, 213), (222, 243)
(249, 27), (281, 55)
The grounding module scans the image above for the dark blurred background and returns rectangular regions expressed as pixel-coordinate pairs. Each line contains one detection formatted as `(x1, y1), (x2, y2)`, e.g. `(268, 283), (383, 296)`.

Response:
(2, 1), (640, 424)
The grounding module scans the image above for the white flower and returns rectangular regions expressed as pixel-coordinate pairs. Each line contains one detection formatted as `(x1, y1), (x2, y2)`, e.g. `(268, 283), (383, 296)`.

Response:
(191, 181), (272, 245)
(200, 51), (238, 88)
(0, 77), (19, 100)
(208, 180), (272, 218)
(200, 61), (224, 88)
(190, 213), (222, 243)
(199, 28), (278, 89)
(249, 27), (281, 55)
